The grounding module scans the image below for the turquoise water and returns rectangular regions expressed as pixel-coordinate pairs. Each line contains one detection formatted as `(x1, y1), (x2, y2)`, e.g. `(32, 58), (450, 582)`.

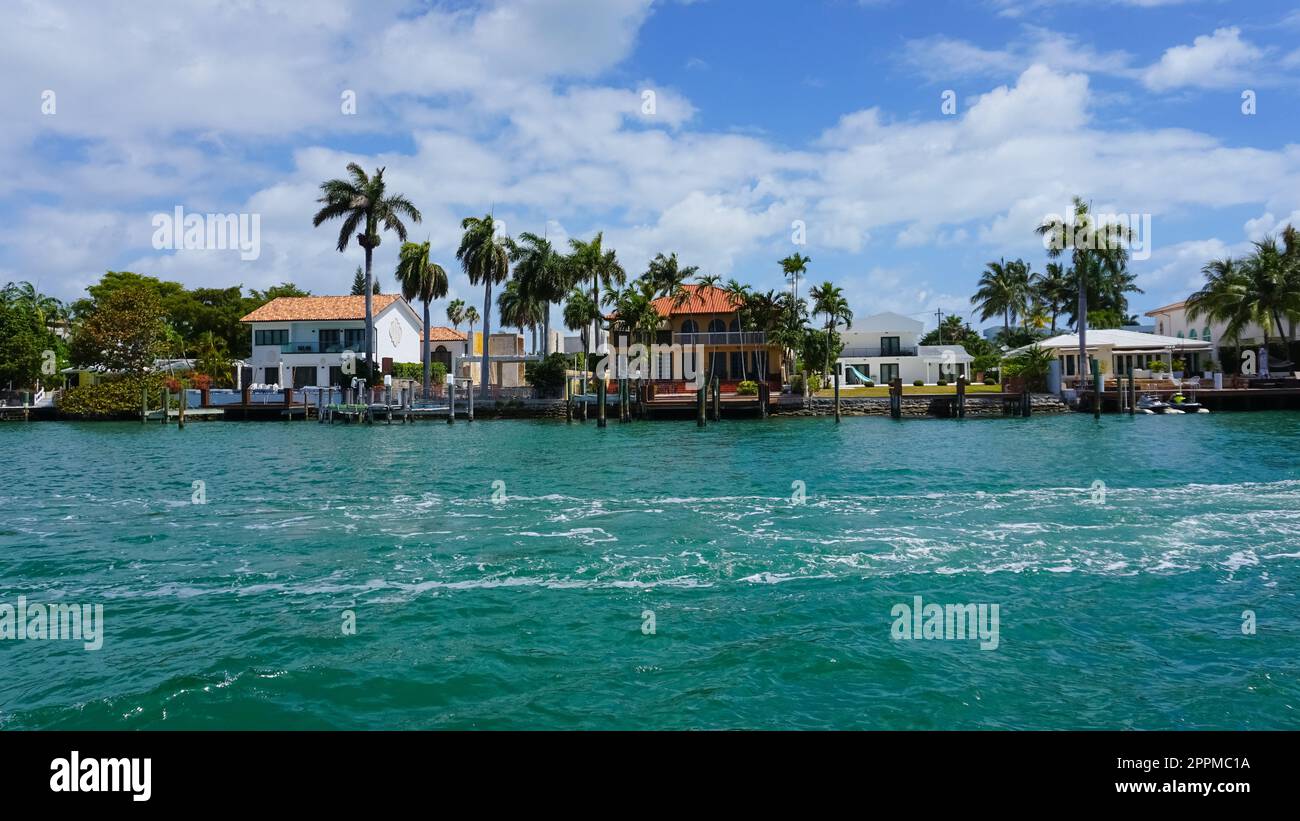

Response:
(2, 413), (1299, 729)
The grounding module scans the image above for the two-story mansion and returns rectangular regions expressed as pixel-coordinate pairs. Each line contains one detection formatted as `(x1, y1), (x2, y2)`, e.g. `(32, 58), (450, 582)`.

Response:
(833, 312), (974, 385)
(612, 284), (785, 392)
(240, 294), (425, 387)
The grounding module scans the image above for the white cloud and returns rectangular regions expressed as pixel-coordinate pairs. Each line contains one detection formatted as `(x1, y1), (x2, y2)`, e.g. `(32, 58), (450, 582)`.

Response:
(1142, 27), (1263, 91)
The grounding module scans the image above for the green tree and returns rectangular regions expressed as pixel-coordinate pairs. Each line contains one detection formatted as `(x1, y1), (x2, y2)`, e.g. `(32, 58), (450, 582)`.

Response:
(1188, 228), (1300, 355)
(395, 241), (450, 399)
(457, 214), (511, 399)
(565, 232), (625, 383)
(971, 258), (1032, 337)
(446, 299), (467, 332)
(0, 299), (51, 390)
(508, 232), (569, 355)
(779, 253), (811, 305)
(809, 281), (853, 379)
(562, 289), (601, 392)
(351, 265), (381, 295)
(1036, 197), (1133, 385)
(70, 285), (169, 374)
(313, 163), (422, 373)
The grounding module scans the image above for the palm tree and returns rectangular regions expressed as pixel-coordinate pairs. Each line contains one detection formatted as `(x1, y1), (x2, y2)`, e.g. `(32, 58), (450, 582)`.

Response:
(563, 289), (601, 392)
(3, 281), (64, 331)
(971, 258), (1032, 338)
(646, 252), (699, 310)
(457, 214), (511, 399)
(723, 278), (752, 381)
(1036, 196), (1132, 385)
(1188, 233), (1300, 360)
(497, 277), (545, 353)
(312, 164), (421, 372)
(508, 232), (568, 356)
(694, 273), (721, 290)
(395, 241), (450, 399)
(780, 253), (811, 305)
(810, 281), (853, 379)
(446, 299), (467, 333)
(566, 233), (625, 368)
(1034, 262), (1071, 333)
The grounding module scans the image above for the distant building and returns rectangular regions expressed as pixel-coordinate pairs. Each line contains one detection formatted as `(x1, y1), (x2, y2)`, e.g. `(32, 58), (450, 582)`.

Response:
(835, 312), (973, 385)
(1007, 328), (1212, 379)
(1145, 300), (1266, 367)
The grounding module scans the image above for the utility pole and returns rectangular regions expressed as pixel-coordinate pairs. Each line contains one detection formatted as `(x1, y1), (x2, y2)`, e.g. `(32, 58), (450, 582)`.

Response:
(934, 308), (945, 345)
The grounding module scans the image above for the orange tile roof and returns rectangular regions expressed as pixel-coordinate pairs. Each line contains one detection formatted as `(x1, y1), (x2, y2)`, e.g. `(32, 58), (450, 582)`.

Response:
(421, 326), (466, 342)
(240, 294), (402, 323)
(650, 284), (740, 317)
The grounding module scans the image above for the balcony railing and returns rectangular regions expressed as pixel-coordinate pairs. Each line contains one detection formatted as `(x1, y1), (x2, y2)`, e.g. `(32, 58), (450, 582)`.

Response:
(671, 332), (767, 346)
(839, 346), (918, 358)
(280, 341), (357, 354)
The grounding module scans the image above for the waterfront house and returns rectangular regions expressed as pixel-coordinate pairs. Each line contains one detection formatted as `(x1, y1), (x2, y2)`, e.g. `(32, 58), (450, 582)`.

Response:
(422, 326), (468, 373)
(240, 294), (423, 387)
(835, 312), (973, 385)
(1008, 328), (1212, 380)
(1144, 300), (1267, 369)
(614, 284), (784, 392)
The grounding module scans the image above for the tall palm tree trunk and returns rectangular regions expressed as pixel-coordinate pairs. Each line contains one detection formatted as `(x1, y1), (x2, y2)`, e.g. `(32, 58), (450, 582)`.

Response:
(1077, 266), (1088, 387)
(364, 245), (375, 373)
(481, 283), (493, 400)
(422, 300), (432, 400)
(542, 310), (551, 357)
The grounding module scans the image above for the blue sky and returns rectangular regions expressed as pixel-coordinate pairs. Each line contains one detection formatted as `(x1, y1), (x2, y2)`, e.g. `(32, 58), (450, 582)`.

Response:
(3, 0), (1299, 332)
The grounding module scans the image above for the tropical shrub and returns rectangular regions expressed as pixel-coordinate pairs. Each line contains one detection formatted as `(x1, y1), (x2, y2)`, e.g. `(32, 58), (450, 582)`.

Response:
(1000, 344), (1054, 391)
(737, 380), (758, 395)
(937, 379), (948, 386)
(525, 353), (568, 398)
(983, 377), (996, 385)
(913, 379), (924, 386)
(1150, 360), (1168, 373)
(60, 375), (164, 418)
(391, 362), (422, 380)
(807, 374), (822, 393)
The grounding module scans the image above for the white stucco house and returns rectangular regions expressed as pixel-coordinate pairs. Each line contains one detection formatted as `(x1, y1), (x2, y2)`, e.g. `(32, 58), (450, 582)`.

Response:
(1145, 300), (1268, 370)
(1007, 328), (1213, 380)
(240, 294), (423, 388)
(834, 312), (974, 385)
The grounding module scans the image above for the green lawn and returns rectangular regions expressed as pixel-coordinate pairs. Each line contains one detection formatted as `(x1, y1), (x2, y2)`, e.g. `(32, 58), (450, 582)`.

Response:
(812, 384), (1004, 397)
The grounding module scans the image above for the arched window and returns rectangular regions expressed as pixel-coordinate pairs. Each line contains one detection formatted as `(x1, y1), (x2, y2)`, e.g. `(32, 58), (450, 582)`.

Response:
(680, 319), (698, 335)
(1188, 328), (1197, 340)
(1177, 331), (1184, 339)
(707, 319), (726, 333)
(729, 318), (741, 332)
(1203, 326), (1212, 344)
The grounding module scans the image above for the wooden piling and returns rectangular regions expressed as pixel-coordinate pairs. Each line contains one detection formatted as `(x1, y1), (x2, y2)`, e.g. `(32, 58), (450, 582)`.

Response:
(162, 387), (170, 424)
(448, 380), (456, 424)
(956, 375), (966, 419)
(1092, 358), (1101, 419)
(619, 377), (628, 423)
(890, 378), (902, 420)
(697, 383), (706, 427)
(597, 378), (608, 428)
(468, 381), (475, 422)
(833, 372), (841, 423)
(178, 384), (186, 429)
(565, 376), (572, 424)
(141, 384), (148, 423)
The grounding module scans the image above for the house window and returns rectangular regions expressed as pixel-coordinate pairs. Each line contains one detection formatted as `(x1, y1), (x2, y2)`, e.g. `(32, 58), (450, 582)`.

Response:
(707, 319), (726, 333)
(320, 329), (342, 351)
(680, 319), (698, 335)
(880, 363), (899, 384)
(344, 328), (365, 349)
(293, 366), (316, 388)
(1065, 355), (1075, 376)
(880, 336), (901, 355)
(1188, 329), (1197, 340)
(263, 367), (281, 385)
(329, 366), (345, 386)
(1203, 327), (1212, 344)
(254, 329), (288, 346)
